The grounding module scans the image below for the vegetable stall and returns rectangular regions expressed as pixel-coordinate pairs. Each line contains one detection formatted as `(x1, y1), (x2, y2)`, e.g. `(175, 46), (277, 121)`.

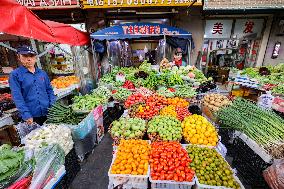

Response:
(1, 54), (284, 189)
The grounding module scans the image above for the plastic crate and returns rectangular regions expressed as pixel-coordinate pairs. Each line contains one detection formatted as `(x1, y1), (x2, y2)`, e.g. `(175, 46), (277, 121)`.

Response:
(148, 144), (195, 189)
(108, 145), (150, 189)
(195, 175), (245, 189)
(149, 177), (195, 189)
(108, 162), (149, 189)
(232, 137), (271, 188)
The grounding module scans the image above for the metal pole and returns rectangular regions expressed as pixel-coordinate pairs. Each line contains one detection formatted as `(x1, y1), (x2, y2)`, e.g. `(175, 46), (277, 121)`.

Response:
(188, 40), (191, 65)
(0, 42), (17, 52)
(90, 39), (98, 85)
(30, 39), (42, 69)
(163, 34), (166, 59)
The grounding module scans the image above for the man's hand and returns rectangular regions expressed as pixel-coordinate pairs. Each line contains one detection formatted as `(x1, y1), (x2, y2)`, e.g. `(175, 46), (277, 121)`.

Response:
(26, 118), (33, 125)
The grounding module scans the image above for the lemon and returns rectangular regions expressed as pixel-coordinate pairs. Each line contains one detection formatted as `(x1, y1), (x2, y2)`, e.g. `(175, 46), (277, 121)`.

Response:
(191, 137), (198, 144)
(198, 138), (204, 144)
(191, 129), (197, 134)
(203, 139), (209, 145)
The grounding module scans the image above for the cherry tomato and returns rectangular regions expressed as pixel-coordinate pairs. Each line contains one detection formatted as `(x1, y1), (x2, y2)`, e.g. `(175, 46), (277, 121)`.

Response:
(174, 174), (179, 181)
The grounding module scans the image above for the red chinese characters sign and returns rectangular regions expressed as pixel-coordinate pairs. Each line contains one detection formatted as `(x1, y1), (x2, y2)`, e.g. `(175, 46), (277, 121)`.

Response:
(16, 0), (80, 9)
(204, 20), (233, 39)
(121, 25), (179, 35)
(122, 25), (161, 35)
(233, 19), (264, 39)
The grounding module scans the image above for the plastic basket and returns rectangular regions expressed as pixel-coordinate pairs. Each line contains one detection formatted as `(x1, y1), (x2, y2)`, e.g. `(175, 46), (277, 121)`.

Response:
(108, 158), (149, 189)
(183, 144), (244, 189)
(195, 175), (245, 189)
(149, 177), (195, 189)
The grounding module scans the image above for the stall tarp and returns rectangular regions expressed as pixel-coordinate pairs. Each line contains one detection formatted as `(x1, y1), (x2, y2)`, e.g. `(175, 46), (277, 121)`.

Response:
(90, 23), (193, 41)
(0, 0), (90, 46)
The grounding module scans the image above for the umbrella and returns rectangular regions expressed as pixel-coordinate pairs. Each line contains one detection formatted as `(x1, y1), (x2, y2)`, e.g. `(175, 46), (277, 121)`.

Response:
(0, 0), (89, 46)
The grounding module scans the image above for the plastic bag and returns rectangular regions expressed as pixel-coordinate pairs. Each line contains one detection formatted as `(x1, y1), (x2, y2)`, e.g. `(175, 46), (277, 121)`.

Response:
(263, 159), (284, 189)
(217, 142), (227, 157)
(0, 146), (33, 189)
(16, 122), (41, 143)
(29, 144), (65, 189)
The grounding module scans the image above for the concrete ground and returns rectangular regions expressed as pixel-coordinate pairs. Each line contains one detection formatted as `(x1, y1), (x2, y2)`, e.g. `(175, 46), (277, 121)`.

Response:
(69, 133), (113, 189)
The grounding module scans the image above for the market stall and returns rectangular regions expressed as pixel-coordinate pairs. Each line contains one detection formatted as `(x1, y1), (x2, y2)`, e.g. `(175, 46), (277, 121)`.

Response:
(90, 60), (284, 189)
(90, 23), (194, 82)
(0, 0), (91, 188)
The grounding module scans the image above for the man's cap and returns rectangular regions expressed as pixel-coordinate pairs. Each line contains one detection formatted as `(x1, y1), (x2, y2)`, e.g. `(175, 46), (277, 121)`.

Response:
(17, 45), (37, 55)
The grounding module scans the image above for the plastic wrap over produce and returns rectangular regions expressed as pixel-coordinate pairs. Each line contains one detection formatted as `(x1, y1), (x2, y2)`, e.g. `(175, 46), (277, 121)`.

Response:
(29, 144), (65, 189)
(73, 125), (97, 161)
(15, 122), (42, 143)
(0, 145), (33, 189)
(68, 110), (96, 140)
(263, 159), (284, 189)
(23, 124), (73, 155)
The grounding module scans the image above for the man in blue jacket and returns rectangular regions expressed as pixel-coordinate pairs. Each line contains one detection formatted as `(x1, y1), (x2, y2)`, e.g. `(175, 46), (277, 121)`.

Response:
(9, 45), (56, 125)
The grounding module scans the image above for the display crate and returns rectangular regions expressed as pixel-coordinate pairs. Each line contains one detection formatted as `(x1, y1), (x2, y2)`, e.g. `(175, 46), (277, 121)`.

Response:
(108, 155), (149, 189)
(232, 137), (271, 188)
(194, 175), (244, 189)
(149, 177), (195, 189)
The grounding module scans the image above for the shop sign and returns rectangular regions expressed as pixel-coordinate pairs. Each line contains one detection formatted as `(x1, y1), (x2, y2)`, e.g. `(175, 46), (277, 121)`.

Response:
(204, 0), (284, 10)
(204, 20), (233, 39)
(81, 0), (202, 9)
(233, 19), (264, 39)
(16, 0), (80, 9)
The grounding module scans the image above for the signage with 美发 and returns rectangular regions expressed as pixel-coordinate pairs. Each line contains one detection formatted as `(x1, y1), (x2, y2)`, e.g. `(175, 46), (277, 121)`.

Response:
(233, 19), (264, 39)
(81, 0), (202, 9)
(16, 0), (80, 9)
(204, 20), (233, 39)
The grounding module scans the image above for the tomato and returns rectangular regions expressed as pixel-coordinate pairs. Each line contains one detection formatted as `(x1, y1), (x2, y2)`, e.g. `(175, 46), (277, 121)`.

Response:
(173, 174), (179, 181)
(180, 161), (186, 167)
(168, 165), (175, 171)
(153, 165), (158, 171)
(178, 166), (184, 171)
(163, 165), (168, 171)
(186, 174), (193, 181)
(166, 174), (173, 180)
(176, 170), (181, 176)
(181, 172), (186, 179)
(160, 173), (165, 180)
(179, 177), (184, 182)
(152, 176), (158, 180)
(157, 165), (163, 172)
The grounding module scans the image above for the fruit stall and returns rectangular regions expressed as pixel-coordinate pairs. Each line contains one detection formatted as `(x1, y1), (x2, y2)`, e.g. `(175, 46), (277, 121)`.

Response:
(1, 57), (284, 189)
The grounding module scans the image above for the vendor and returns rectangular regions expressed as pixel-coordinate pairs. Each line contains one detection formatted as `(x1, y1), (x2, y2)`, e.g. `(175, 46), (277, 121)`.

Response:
(9, 45), (56, 125)
(173, 48), (186, 67)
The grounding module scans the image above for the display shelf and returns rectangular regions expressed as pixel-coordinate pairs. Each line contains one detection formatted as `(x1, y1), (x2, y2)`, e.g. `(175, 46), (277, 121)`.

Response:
(43, 166), (66, 189)
(0, 114), (14, 129)
(234, 131), (273, 163)
(0, 84), (9, 89)
(54, 84), (79, 100)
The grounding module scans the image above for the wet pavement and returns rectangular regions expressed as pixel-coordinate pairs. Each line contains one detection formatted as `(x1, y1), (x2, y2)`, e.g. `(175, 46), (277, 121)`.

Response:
(69, 133), (113, 189)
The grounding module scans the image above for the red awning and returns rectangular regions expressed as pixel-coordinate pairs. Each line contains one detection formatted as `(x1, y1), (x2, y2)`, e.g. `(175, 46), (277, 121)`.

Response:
(0, 0), (90, 46)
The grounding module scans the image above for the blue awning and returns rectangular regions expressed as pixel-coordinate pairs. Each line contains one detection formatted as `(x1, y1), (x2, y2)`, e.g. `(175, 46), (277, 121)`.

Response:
(90, 23), (193, 41)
